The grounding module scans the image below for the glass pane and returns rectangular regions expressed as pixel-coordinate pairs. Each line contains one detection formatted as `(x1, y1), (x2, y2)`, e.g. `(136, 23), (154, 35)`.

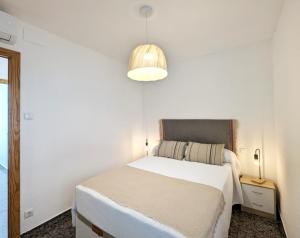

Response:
(0, 56), (8, 238)
(0, 57), (8, 80)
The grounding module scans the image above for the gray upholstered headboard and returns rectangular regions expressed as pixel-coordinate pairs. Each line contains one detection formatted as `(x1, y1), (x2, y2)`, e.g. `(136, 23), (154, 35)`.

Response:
(160, 119), (237, 153)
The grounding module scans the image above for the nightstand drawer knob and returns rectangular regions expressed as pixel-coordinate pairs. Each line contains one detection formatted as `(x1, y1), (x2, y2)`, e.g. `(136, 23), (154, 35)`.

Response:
(252, 202), (263, 207)
(252, 191), (263, 195)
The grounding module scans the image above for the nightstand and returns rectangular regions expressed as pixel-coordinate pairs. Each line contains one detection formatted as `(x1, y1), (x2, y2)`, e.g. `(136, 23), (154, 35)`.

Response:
(240, 175), (276, 220)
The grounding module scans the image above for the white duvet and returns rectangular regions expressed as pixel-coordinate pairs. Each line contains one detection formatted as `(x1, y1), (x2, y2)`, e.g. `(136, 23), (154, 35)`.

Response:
(75, 151), (243, 238)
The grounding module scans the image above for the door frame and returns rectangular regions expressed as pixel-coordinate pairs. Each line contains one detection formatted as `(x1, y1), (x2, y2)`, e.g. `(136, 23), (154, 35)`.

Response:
(0, 47), (20, 238)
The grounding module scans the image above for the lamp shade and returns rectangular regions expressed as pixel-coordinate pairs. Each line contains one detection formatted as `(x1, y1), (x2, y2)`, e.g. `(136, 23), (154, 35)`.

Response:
(127, 44), (167, 81)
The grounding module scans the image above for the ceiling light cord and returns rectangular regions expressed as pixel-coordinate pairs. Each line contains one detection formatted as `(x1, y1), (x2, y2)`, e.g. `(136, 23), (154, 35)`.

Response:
(145, 13), (149, 44)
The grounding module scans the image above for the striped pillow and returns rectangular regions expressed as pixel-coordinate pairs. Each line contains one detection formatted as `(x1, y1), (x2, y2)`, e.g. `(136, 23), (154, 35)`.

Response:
(185, 142), (225, 165)
(157, 140), (187, 160)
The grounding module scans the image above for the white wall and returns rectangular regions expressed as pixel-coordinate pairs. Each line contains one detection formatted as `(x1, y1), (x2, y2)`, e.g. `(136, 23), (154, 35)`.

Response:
(0, 21), (144, 233)
(272, 0), (300, 236)
(143, 42), (276, 180)
(0, 9), (289, 235)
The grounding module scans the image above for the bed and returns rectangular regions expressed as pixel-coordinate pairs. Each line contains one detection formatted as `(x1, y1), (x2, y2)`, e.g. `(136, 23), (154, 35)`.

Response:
(74, 119), (243, 238)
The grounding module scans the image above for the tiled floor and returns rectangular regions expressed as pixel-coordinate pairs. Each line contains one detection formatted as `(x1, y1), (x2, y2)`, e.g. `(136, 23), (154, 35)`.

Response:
(0, 165), (8, 238)
(229, 206), (285, 238)
(21, 206), (286, 238)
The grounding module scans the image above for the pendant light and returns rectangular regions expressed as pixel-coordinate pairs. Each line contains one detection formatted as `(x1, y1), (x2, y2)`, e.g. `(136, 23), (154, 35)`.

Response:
(127, 5), (168, 81)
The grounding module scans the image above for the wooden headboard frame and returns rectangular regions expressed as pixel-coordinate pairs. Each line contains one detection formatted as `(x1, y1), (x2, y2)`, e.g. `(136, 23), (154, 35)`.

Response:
(160, 119), (237, 153)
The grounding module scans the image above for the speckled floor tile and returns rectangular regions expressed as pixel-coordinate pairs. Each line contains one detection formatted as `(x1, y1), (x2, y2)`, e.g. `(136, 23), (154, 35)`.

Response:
(21, 206), (286, 238)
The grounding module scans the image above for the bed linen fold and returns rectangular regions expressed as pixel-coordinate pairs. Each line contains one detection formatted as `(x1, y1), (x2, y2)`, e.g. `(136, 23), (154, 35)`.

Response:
(80, 165), (225, 238)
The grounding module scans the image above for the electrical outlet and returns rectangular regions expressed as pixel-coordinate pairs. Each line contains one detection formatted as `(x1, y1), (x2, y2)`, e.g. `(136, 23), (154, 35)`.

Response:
(24, 209), (34, 219)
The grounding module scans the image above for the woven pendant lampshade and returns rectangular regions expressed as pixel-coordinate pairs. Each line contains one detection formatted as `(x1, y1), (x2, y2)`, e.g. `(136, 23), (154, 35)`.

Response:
(127, 5), (168, 81)
(127, 44), (167, 81)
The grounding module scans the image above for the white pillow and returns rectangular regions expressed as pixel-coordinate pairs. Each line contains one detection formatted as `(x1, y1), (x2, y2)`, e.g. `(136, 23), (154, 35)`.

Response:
(224, 149), (241, 175)
(152, 144), (159, 156)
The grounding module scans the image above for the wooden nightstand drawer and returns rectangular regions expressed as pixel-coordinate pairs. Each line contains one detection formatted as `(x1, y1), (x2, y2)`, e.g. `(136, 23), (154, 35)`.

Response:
(240, 175), (276, 219)
(242, 184), (275, 214)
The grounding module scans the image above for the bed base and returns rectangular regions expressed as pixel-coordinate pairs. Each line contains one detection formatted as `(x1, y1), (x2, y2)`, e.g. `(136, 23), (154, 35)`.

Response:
(76, 213), (113, 238)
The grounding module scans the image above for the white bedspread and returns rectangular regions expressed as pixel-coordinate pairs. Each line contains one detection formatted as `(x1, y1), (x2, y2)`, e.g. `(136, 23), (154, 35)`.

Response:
(75, 156), (243, 238)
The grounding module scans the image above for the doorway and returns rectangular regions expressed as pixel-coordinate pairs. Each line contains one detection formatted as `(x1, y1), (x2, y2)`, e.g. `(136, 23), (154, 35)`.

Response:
(0, 47), (20, 238)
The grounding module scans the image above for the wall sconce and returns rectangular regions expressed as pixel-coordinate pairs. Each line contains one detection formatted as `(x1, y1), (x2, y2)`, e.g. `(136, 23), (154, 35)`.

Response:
(251, 148), (265, 184)
(145, 138), (149, 156)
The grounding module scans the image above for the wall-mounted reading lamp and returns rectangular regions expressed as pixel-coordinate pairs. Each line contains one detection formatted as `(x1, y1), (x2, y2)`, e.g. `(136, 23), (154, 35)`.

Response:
(251, 148), (265, 184)
(145, 138), (149, 156)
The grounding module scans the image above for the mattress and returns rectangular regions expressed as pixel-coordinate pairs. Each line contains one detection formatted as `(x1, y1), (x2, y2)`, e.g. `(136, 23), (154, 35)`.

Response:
(75, 156), (243, 238)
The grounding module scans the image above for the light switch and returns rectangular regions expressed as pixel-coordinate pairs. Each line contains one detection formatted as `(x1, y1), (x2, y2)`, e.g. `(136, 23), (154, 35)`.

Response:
(24, 113), (33, 120)
(239, 147), (248, 154)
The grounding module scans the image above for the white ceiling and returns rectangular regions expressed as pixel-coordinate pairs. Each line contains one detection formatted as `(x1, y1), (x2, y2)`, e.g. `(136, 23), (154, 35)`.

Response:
(0, 0), (283, 62)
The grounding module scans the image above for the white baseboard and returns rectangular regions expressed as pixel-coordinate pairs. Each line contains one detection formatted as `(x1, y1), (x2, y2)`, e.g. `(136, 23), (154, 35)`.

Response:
(279, 211), (288, 237)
